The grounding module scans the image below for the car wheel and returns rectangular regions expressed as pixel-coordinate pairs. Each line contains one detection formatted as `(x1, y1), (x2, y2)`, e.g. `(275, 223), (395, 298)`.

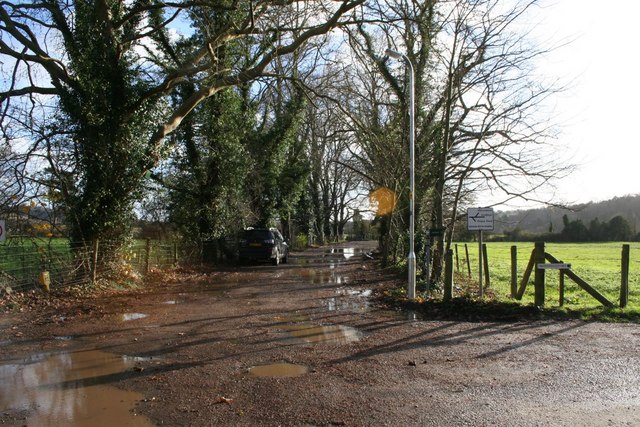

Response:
(282, 251), (288, 264)
(272, 250), (280, 266)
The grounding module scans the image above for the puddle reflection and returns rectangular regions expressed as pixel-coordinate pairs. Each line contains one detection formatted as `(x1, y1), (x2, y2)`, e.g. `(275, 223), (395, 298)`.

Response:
(283, 324), (363, 344)
(336, 288), (372, 297)
(323, 287), (374, 313)
(122, 313), (148, 321)
(326, 247), (363, 260)
(0, 349), (153, 426)
(324, 297), (369, 313)
(296, 269), (349, 285)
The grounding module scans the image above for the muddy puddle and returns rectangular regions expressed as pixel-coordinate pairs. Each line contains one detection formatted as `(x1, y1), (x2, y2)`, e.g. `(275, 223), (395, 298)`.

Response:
(326, 247), (364, 260)
(248, 363), (308, 377)
(291, 247), (366, 265)
(322, 287), (374, 313)
(272, 313), (363, 344)
(288, 266), (349, 286)
(281, 324), (363, 344)
(0, 348), (153, 426)
(324, 296), (369, 313)
(336, 288), (372, 297)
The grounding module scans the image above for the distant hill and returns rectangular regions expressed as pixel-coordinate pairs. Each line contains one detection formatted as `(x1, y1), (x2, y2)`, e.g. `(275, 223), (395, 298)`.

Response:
(494, 194), (640, 234)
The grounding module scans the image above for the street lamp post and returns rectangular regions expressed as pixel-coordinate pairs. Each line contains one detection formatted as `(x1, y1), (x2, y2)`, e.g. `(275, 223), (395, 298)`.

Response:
(386, 48), (416, 300)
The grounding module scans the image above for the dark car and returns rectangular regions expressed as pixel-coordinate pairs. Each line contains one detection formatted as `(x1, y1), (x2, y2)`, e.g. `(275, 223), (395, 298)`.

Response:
(238, 228), (288, 265)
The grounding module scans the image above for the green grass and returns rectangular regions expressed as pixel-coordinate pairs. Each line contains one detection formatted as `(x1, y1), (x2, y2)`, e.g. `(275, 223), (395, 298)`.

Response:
(0, 238), (178, 291)
(453, 241), (640, 319)
(0, 237), (71, 270)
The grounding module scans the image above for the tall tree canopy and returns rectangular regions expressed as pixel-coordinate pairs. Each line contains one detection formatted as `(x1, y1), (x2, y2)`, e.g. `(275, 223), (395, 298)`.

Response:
(0, 0), (364, 244)
(1, 0), (571, 287)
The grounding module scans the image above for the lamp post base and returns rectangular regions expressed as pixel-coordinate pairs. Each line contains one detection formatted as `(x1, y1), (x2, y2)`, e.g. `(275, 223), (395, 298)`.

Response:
(408, 252), (416, 300)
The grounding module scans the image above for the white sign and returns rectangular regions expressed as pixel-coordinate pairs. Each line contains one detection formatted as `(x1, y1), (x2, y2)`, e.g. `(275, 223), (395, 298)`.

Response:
(467, 208), (494, 231)
(0, 220), (5, 241)
(537, 263), (571, 270)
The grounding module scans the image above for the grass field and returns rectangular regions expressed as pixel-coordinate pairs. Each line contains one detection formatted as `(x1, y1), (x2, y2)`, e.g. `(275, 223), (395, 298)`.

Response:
(0, 238), (183, 292)
(454, 242), (640, 315)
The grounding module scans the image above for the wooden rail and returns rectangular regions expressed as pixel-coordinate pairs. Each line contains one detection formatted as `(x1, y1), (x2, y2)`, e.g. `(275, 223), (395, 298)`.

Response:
(544, 252), (613, 308)
(514, 243), (614, 308)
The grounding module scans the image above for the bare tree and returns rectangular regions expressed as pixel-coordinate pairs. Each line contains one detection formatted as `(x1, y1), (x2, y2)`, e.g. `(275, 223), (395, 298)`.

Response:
(340, 0), (569, 278)
(305, 90), (366, 244)
(430, 0), (571, 270)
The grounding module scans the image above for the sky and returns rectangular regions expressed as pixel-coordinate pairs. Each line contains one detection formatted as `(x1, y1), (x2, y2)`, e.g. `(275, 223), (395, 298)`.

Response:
(507, 0), (640, 209)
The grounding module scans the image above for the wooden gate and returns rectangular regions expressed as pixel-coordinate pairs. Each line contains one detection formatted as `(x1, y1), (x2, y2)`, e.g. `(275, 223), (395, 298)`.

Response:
(515, 242), (616, 308)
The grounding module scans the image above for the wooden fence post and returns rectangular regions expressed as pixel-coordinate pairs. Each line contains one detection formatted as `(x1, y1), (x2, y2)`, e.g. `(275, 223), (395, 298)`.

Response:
(545, 252), (613, 307)
(92, 239), (99, 284)
(534, 241), (545, 306)
(510, 245), (517, 298)
(444, 249), (454, 301)
(173, 242), (178, 267)
(516, 249), (536, 300)
(455, 244), (460, 273)
(478, 231), (484, 298)
(482, 243), (490, 289)
(145, 239), (151, 275)
(464, 243), (471, 278)
(425, 246), (431, 294)
(621, 244), (630, 308)
(559, 270), (565, 306)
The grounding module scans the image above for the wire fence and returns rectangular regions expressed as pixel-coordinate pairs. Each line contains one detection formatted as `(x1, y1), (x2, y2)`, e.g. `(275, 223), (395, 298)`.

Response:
(0, 233), (338, 294)
(0, 237), (213, 293)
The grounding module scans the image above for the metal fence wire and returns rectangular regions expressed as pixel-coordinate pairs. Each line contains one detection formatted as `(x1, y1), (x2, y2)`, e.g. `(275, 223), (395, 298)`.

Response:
(0, 237), (206, 293)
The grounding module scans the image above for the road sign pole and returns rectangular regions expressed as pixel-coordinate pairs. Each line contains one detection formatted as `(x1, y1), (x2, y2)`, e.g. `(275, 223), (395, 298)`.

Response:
(467, 207), (493, 299)
(478, 230), (483, 298)
(425, 245), (431, 294)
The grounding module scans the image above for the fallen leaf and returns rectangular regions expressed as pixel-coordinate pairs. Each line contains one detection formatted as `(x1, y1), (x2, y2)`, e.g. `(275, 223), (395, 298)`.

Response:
(217, 396), (234, 405)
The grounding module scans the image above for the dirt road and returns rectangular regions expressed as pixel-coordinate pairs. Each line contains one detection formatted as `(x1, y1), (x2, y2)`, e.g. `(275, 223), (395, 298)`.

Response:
(2, 241), (640, 426)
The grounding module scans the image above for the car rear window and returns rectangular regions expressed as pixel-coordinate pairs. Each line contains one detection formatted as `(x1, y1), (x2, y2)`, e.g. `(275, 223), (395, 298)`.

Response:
(243, 230), (273, 240)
